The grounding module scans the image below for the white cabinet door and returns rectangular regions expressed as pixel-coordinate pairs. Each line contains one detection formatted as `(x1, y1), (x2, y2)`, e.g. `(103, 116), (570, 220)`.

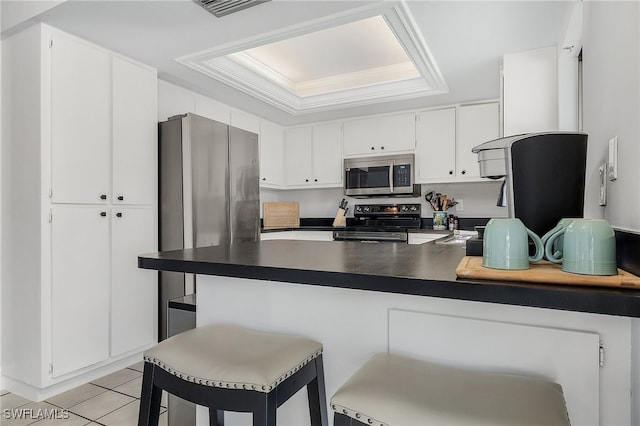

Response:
(416, 108), (456, 182)
(51, 205), (110, 377)
(111, 207), (157, 357)
(50, 33), (110, 204)
(312, 122), (342, 186)
(112, 56), (157, 206)
(378, 112), (416, 153)
(343, 117), (378, 156)
(343, 113), (415, 156)
(457, 103), (499, 179)
(284, 127), (313, 186)
(259, 121), (285, 187)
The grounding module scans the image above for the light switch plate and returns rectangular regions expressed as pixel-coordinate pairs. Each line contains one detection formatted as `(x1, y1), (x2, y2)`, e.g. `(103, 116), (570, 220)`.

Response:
(608, 136), (618, 181)
(599, 163), (607, 206)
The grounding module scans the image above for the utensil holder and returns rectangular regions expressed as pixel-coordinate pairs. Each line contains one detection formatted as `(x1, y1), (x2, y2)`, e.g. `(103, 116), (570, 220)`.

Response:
(433, 211), (448, 230)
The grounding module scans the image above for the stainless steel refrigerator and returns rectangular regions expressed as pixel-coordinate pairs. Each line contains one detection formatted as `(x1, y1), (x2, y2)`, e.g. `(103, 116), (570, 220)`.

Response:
(158, 112), (260, 338)
(158, 113), (260, 425)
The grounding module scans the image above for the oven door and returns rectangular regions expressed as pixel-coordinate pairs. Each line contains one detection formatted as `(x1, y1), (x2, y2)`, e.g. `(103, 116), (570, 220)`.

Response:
(344, 158), (393, 196)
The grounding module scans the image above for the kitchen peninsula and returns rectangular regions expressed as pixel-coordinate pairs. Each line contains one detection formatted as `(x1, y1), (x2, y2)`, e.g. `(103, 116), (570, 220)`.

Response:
(139, 240), (640, 425)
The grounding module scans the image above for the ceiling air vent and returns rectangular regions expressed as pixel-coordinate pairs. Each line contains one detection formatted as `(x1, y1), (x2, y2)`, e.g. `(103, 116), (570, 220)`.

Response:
(195, 0), (270, 18)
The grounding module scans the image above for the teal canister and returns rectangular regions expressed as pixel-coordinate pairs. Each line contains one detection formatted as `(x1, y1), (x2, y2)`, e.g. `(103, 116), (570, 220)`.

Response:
(482, 218), (544, 270)
(545, 219), (617, 275)
(541, 218), (575, 260)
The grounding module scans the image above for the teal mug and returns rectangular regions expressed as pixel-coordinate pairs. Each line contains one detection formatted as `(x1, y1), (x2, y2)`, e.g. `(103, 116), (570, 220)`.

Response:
(545, 219), (617, 275)
(541, 218), (575, 260)
(483, 218), (544, 270)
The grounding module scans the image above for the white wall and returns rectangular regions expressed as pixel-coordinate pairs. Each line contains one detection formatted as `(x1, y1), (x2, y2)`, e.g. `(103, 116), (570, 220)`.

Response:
(581, 2), (640, 424)
(582, 1), (640, 232)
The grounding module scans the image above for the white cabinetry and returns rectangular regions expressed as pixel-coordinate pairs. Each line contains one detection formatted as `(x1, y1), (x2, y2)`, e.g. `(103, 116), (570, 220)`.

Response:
(456, 102), (500, 179)
(50, 33), (111, 204)
(284, 123), (342, 188)
(51, 205), (110, 377)
(259, 121), (285, 188)
(343, 112), (415, 156)
(1, 24), (158, 395)
(416, 108), (456, 181)
(416, 102), (499, 183)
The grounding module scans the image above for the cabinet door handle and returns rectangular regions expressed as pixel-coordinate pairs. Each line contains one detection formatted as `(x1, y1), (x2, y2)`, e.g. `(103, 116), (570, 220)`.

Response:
(314, 178), (318, 182)
(117, 195), (124, 201)
(380, 146), (385, 150)
(116, 212), (123, 218)
(371, 146), (375, 150)
(461, 170), (466, 175)
(100, 211), (107, 217)
(305, 179), (309, 182)
(100, 194), (107, 200)
(262, 177), (266, 181)
(449, 170), (454, 175)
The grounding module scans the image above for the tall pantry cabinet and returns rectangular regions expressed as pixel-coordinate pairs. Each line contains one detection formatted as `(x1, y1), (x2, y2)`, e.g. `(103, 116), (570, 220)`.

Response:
(2, 23), (158, 395)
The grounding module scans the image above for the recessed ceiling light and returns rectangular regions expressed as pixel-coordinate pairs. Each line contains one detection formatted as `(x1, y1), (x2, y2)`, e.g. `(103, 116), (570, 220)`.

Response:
(178, 2), (448, 114)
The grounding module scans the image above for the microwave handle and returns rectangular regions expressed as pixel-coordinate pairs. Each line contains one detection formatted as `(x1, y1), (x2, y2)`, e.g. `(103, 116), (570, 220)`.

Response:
(389, 163), (394, 192)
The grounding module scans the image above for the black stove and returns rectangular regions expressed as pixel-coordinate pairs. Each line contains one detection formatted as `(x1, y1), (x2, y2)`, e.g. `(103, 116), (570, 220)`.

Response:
(333, 203), (421, 242)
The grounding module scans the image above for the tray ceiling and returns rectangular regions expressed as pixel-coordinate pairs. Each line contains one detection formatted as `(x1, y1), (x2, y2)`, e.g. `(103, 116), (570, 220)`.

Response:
(177, 2), (448, 115)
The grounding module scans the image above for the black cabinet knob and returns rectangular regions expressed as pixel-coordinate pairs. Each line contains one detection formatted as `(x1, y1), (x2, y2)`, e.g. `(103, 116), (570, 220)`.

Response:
(314, 178), (318, 182)
(381, 146), (385, 150)
(100, 211), (107, 217)
(371, 147), (375, 150)
(116, 212), (123, 218)
(461, 170), (466, 175)
(449, 170), (453, 175)
(100, 194), (107, 200)
(262, 177), (266, 181)
(305, 179), (309, 182)
(117, 195), (124, 201)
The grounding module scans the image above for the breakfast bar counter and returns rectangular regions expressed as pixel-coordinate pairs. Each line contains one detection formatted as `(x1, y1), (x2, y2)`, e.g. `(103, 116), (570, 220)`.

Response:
(138, 240), (640, 426)
(138, 239), (640, 318)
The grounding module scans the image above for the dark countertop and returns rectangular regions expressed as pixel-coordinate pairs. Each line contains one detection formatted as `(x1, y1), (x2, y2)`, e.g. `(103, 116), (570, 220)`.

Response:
(139, 240), (640, 318)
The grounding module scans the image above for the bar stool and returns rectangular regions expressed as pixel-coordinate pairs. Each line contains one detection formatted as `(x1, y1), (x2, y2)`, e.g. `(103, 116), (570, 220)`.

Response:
(138, 323), (328, 426)
(331, 353), (570, 426)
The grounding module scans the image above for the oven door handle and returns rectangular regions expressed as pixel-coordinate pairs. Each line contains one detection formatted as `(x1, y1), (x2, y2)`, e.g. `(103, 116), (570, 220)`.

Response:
(389, 162), (394, 193)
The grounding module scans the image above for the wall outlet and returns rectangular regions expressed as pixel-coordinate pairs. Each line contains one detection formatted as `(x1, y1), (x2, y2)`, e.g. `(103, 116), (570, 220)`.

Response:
(456, 199), (464, 212)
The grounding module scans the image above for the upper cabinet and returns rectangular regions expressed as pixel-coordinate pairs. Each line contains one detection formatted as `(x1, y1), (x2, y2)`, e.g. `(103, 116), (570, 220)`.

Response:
(50, 31), (157, 206)
(112, 56), (157, 206)
(259, 121), (285, 188)
(284, 122), (342, 188)
(416, 107), (456, 181)
(503, 46), (558, 136)
(456, 102), (500, 180)
(343, 112), (415, 156)
(50, 32), (111, 204)
(416, 102), (500, 183)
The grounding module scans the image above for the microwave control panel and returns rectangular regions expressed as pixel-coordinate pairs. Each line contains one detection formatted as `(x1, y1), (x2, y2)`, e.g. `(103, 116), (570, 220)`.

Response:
(393, 164), (412, 187)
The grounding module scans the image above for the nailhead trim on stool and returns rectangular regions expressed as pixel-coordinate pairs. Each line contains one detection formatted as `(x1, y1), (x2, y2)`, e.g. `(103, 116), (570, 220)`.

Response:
(137, 323), (328, 426)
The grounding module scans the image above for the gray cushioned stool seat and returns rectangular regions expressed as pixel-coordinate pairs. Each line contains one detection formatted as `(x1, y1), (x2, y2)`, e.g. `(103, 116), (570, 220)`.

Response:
(138, 323), (327, 426)
(331, 353), (570, 426)
(144, 323), (322, 392)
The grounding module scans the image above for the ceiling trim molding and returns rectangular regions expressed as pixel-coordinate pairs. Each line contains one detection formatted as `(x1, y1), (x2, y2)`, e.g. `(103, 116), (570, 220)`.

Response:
(176, 0), (449, 115)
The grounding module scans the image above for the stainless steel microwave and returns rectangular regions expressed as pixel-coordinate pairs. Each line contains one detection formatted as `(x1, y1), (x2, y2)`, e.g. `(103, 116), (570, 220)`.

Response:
(344, 154), (420, 197)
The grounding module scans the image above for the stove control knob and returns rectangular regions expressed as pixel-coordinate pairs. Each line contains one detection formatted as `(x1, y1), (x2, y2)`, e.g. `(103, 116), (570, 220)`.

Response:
(410, 205), (417, 211)
(363, 206), (371, 213)
(355, 206), (362, 213)
(400, 205), (408, 212)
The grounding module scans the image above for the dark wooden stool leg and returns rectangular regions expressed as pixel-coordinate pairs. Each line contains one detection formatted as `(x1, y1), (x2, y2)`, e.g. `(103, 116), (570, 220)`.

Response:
(307, 355), (329, 426)
(208, 408), (224, 426)
(253, 392), (277, 426)
(138, 362), (163, 426)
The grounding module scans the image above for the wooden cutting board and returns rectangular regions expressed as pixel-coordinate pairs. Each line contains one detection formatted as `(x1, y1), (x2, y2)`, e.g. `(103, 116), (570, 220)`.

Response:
(456, 256), (640, 289)
(263, 202), (300, 229)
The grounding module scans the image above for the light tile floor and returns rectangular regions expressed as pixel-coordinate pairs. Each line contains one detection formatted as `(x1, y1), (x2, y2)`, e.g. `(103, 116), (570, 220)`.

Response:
(0, 362), (168, 426)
